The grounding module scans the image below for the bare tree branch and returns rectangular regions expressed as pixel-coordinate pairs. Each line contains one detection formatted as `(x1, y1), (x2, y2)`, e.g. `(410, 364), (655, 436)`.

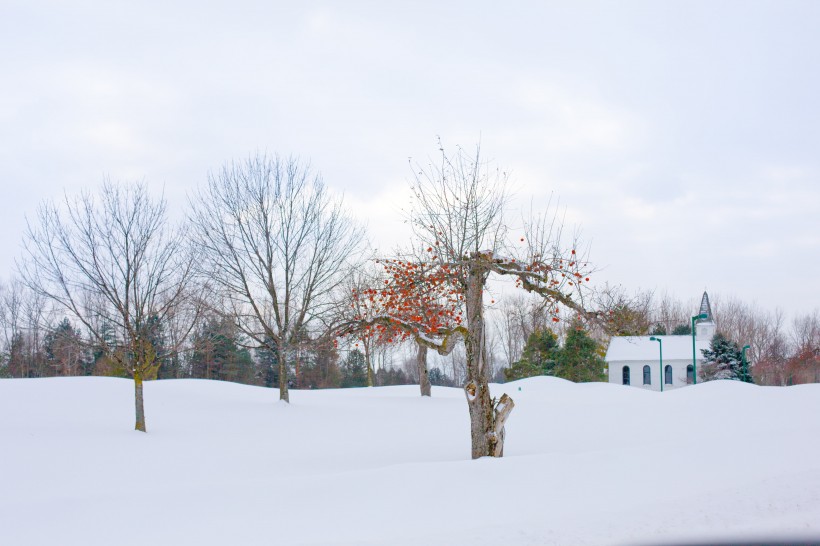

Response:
(189, 153), (365, 402)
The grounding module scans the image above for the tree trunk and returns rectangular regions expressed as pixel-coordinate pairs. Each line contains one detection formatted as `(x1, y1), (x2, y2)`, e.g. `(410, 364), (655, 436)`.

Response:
(464, 258), (513, 458)
(278, 344), (289, 403)
(416, 342), (431, 397)
(134, 371), (146, 432)
(364, 341), (374, 387)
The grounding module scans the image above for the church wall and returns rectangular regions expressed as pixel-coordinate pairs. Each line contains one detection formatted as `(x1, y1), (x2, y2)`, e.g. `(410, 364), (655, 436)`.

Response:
(608, 358), (705, 391)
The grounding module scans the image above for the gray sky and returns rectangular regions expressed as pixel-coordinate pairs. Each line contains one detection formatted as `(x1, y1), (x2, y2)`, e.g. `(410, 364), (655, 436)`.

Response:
(1, 1), (818, 316)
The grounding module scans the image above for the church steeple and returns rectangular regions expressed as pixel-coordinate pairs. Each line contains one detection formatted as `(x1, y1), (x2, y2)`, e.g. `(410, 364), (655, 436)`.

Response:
(697, 291), (713, 322)
(695, 291), (716, 341)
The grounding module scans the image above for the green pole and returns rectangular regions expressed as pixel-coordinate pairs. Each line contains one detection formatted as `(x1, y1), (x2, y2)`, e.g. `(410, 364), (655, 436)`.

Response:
(650, 336), (663, 392)
(691, 313), (707, 385)
(742, 344), (751, 382)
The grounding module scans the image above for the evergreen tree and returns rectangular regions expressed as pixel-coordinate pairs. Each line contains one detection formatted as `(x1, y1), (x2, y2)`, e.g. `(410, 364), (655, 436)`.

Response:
(504, 329), (558, 381)
(43, 318), (87, 376)
(145, 314), (179, 380)
(191, 317), (256, 384)
(255, 336), (280, 388)
(221, 346), (256, 384)
(429, 367), (455, 387)
(700, 332), (753, 383)
(341, 349), (368, 388)
(375, 366), (411, 386)
(553, 326), (606, 382)
(90, 321), (123, 377)
(671, 324), (691, 335)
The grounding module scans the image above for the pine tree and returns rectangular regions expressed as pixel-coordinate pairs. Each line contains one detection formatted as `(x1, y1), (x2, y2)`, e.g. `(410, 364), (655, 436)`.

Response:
(700, 333), (753, 383)
(504, 329), (559, 381)
(429, 367), (454, 386)
(341, 349), (368, 388)
(43, 317), (87, 376)
(553, 325), (606, 382)
(375, 366), (411, 386)
(91, 321), (122, 377)
(145, 314), (177, 380)
(191, 317), (256, 384)
(255, 336), (280, 388)
(671, 324), (691, 335)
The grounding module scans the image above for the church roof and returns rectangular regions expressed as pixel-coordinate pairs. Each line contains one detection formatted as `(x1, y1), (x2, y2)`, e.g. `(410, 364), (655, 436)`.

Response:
(605, 335), (711, 362)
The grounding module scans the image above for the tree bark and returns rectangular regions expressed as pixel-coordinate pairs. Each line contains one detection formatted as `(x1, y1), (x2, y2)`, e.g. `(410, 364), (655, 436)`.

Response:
(364, 341), (374, 387)
(416, 342), (431, 397)
(134, 371), (146, 432)
(278, 344), (289, 403)
(491, 394), (515, 457)
(464, 258), (513, 458)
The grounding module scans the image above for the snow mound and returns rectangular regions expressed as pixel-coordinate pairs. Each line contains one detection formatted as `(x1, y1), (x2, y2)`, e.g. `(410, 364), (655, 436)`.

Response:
(1, 376), (819, 546)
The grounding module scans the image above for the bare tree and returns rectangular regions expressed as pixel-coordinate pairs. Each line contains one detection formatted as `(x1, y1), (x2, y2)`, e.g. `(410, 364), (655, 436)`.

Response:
(371, 340), (399, 385)
(786, 310), (820, 384)
(189, 153), (365, 403)
(21, 182), (199, 431)
(1, 276), (59, 378)
(650, 290), (695, 334)
(748, 309), (788, 385)
(0, 278), (26, 376)
(791, 309), (819, 355)
(590, 284), (654, 340)
(494, 293), (555, 368)
(710, 295), (759, 347)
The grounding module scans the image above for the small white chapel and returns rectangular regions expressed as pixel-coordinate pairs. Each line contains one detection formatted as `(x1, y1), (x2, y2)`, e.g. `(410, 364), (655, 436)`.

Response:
(605, 292), (716, 391)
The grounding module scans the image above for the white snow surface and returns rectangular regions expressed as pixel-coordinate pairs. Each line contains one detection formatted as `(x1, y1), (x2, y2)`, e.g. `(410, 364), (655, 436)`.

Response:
(1, 377), (819, 546)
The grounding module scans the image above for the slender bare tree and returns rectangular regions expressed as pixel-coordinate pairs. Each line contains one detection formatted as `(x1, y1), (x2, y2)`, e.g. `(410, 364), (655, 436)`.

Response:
(0, 278), (25, 376)
(189, 153), (365, 403)
(21, 182), (199, 431)
(494, 293), (554, 368)
(792, 310), (820, 356)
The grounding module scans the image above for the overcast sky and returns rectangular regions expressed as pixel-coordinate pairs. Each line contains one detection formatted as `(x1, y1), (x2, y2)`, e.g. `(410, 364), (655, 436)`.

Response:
(1, 1), (818, 317)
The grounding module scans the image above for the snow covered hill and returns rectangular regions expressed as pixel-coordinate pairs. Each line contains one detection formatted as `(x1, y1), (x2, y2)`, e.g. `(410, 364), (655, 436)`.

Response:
(1, 377), (819, 545)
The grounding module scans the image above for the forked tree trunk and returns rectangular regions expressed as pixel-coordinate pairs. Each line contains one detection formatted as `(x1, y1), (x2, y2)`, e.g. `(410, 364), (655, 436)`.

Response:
(464, 258), (514, 458)
(416, 343), (431, 397)
(134, 371), (146, 432)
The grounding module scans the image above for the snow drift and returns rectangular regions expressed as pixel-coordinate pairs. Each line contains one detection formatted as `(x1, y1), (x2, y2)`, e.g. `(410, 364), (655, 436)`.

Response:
(1, 376), (818, 545)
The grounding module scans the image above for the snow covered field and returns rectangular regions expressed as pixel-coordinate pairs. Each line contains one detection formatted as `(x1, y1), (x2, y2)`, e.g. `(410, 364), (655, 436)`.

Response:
(1, 376), (819, 546)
